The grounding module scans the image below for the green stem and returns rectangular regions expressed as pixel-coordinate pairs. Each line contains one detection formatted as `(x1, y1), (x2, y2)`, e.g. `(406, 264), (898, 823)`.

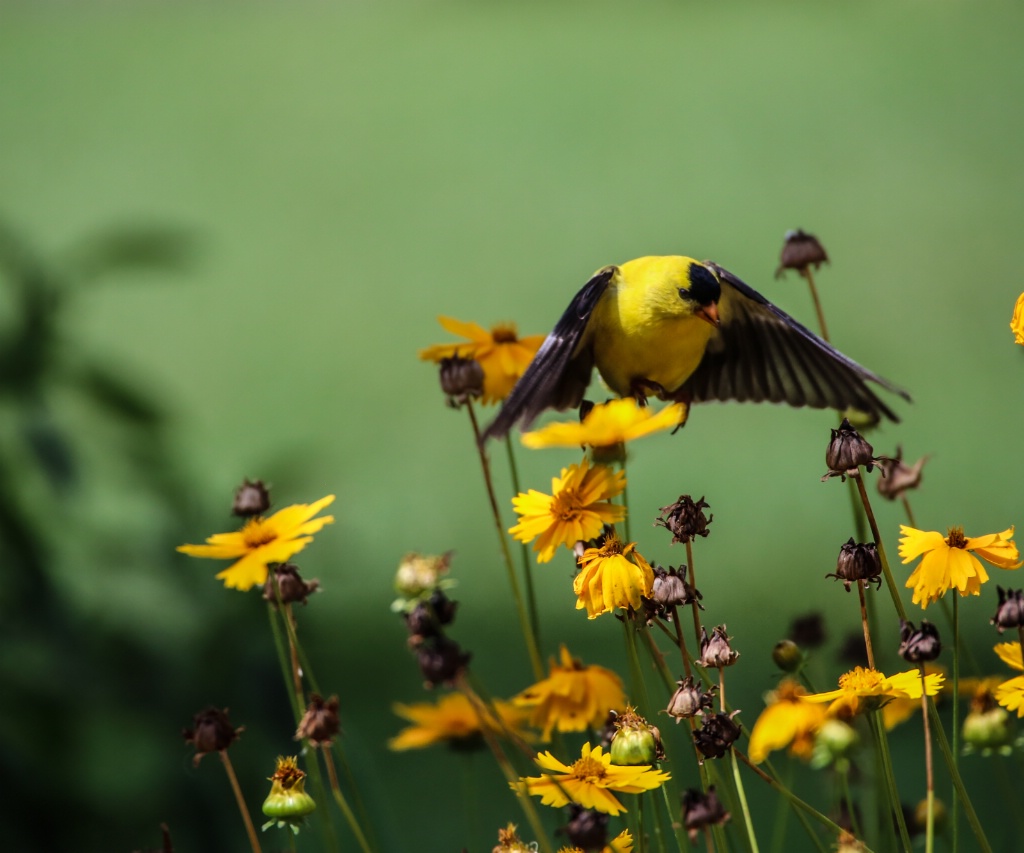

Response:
(323, 748), (375, 853)
(505, 438), (541, 651)
(926, 696), (991, 852)
(748, 754), (841, 853)
(266, 601), (302, 724)
(731, 750), (760, 853)
(854, 474), (907, 622)
(303, 747), (341, 853)
(951, 595), (960, 853)
(466, 400), (544, 679)
(868, 712), (912, 851)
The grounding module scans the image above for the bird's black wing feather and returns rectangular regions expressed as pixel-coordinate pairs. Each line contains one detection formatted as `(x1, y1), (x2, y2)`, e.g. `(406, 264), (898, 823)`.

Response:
(681, 263), (910, 422)
(482, 266), (615, 441)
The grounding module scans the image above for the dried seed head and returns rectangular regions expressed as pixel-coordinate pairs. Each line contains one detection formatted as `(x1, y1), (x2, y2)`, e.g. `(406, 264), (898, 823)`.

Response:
(295, 694), (341, 747)
(681, 786), (731, 843)
(876, 447), (928, 501)
(772, 640), (804, 673)
(558, 806), (608, 852)
(698, 625), (739, 668)
(263, 563), (320, 607)
(655, 495), (713, 544)
(438, 355), (484, 407)
(415, 637), (471, 689)
(991, 586), (1024, 633)
(233, 478), (271, 517)
(182, 707), (243, 767)
(775, 229), (829, 278)
(823, 418), (880, 480)
(827, 539), (882, 591)
(666, 675), (716, 721)
(692, 711), (742, 761)
(898, 620), (942, 663)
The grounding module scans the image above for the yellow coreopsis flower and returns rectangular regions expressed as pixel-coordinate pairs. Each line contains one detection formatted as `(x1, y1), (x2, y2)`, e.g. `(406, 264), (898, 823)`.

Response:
(899, 525), (1022, 608)
(992, 642), (1024, 717)
(1011, 292), (1024, 345)
(513, 645), (626, 740)
(522, 399), (686, 450)
(388, 692), (531, 750)
(419, 317), (545, 403)
(177, 495), (335, 591)
(509, 459), (626, 563)
(880, 664), (945, 730)
(802, 666), (944, 719)
(558, 831), (634, 853)
(747, 680), (827, 764)
(574, 534), (654, 618)
(516, 743), (670, 815)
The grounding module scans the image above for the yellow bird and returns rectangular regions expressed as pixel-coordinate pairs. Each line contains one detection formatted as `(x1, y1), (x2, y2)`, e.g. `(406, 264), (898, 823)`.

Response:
(483, 255), (908, 440)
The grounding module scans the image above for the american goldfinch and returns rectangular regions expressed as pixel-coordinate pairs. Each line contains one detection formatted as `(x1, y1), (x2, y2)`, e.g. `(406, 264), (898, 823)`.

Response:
(483, 255), (907, 440)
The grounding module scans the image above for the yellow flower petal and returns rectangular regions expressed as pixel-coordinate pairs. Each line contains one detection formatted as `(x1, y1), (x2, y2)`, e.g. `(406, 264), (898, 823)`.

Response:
(994, 642), (1024, 672)
(522, 399), (685, 450)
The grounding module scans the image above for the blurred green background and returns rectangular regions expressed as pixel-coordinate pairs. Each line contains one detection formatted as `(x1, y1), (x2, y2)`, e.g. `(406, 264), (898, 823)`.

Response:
(2, 1), (1023, 851)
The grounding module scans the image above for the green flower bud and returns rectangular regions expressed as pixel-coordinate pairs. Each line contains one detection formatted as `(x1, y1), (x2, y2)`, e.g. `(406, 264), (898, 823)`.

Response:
(772, 640), (804, 673)
(262, 757), (316, 821)
(609, 708), (662, 766)
(962, 706), (1011, 753)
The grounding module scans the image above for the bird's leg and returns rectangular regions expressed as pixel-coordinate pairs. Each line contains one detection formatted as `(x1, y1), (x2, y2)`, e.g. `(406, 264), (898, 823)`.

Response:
(629, 378), (667, 407)
(578, 399), (595, 423)
(666, 387), (693, 434)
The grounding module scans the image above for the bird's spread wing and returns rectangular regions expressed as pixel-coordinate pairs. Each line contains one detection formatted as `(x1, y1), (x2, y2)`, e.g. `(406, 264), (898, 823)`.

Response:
(681, 263), (910, 421)
(482, 266), (615, 441)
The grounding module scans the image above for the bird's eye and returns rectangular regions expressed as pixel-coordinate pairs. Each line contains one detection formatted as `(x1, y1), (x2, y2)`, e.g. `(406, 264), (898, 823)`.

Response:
(677, 287), (696, 303)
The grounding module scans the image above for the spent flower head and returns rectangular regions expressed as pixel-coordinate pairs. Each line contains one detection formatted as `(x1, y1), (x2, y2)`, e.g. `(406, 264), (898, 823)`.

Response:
(666, 675), (716, 721)
(693, 712), (742, 761)
(698, 625), (739, 668)
(233, 478), (270, 517)
(900, 524), (1022, 608)
(827, 539), (881, 591)
(510, 460), (626, 564)
(177, 495), (335, 591)
(295, 693), (340, 747)
(516, 742), (670, 815)
(991, 586), (1024, 633)
(681, 786), (731, 843)
(437, 355), (485, 407)
(419, 316), (545, 404)
(775, 229), (829, 278)
(182, 706), (242, 767)
(513, 645), (626, 740)
(263, 563), (320, 607)
(898, 620), (942, 663)
(823, 418), (881, 480)
(655, 495), (713, 544)
(876, 447), (928, 501)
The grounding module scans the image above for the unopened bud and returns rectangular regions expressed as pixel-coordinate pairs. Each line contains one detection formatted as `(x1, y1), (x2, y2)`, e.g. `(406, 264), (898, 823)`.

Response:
(262, 756), (316, 823)
(824, 418), (879, 480)
(898, 620), (942, 663)
(827, 539), (881, 591)
(772, 640), (804, 673)
(609, 708), (663, 765)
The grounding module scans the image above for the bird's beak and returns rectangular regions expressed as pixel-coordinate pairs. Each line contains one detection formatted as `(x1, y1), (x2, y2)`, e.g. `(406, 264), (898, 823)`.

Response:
(696, 303), (720, 328)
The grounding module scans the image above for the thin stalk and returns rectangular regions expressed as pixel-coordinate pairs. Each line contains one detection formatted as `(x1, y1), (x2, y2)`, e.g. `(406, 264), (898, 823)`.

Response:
(856, 580), (876, 669)
(918, 665), (935, 853)
(768, 761), (791, 853)
(900, 496), (916, 528)
(660, 784), (690, 852)
(266, 602), (302, 724)
(465, 400), (544, 679)
(303, 746), (340, 853)
(868, 712), (912, 851)
(322, 748), (375, 853)
(853, 474), (907, 622)
(505, 438), (541, 648)
(926, 696), (992, 853)
(743, 754), (838, 853)
(730, 750), (760, 853)
(686, 540), (703, 650)
(219, 751), (263, 853)
(837, 763), (863, 841)
(802, 266), (829, 342)
(951, 596), (960, 852)
(284, 604), (305, 712)
(638, 792), (648, 853)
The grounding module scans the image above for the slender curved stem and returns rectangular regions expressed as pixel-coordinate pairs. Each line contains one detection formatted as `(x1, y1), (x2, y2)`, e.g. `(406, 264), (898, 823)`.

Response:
(219, 751), (263, 853)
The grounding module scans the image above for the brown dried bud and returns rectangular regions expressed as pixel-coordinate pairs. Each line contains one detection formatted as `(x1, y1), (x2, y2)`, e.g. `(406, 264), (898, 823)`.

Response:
(823, 418), (881, 480)
(295, 693), (341, 746)
(788, 612), (826, 649)
(772, 640), (804, 673)
(775, 229), (829, 278)
(558, 805), (608, 852)
(416, 637), (471, 688)
(233, 478), (270, 517)
(681, 786), (731, 842)
(898, 619), (942, 663)
(404, 589), (459, 643)
(263, 563), (320, 606)
(693, 712), (742, 761)
(992, 586), (1024, 633)
(655, 495), (713, 544)
(666, 675), (716, 721)
(698, 625), (739, 668)
(439, 355), (484, 407)
(827, 539), (882, 591)
(876, 447), (928, 501)
(182, 707), (243, 766)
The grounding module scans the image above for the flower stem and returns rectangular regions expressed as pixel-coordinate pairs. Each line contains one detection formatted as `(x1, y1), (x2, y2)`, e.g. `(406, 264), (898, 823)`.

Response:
(802, 266), (830, 342)
(856, 580), (876, 669)
(686, 540), (703, 651)
(465, 400), (544, 679)
(867, 711), (912, 851)
(504, 438), (541, 651)
(322, 748), (375, 853)
(918, 665), (935, 853)
(731, 750), (760, 853)
(853, 473), (908, 622)
(219, 751), (263, 853)
(266, 601), (302, 724)
(743, 754), (838, 853)
(951, 594), (960, 852)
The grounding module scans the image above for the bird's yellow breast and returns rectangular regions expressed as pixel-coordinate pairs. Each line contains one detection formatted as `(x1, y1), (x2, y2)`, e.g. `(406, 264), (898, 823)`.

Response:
(586, 256), (716, 397)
